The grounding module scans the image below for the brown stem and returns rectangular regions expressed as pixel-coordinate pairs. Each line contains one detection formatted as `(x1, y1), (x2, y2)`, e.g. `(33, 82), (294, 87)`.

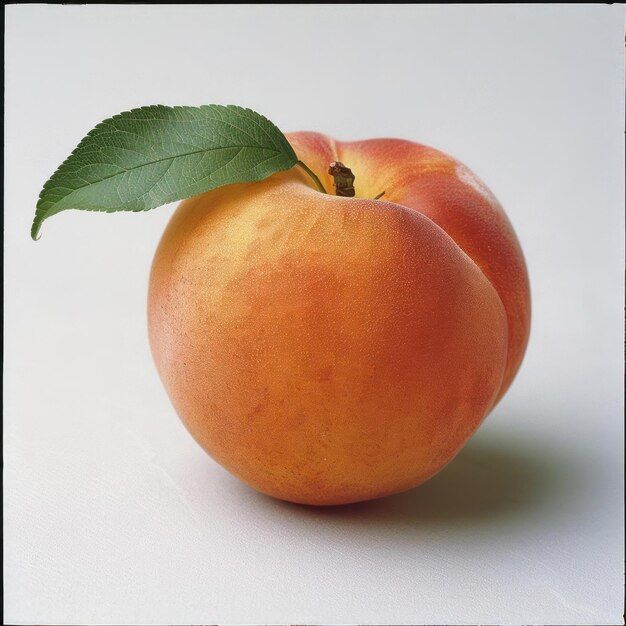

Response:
(328, 161), (355, 197)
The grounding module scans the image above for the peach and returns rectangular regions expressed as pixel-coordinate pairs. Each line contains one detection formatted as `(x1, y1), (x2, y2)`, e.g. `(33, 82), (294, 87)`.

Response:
(147, 132), (530, 506)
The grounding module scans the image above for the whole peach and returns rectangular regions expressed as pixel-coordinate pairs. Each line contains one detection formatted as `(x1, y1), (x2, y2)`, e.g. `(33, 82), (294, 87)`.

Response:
(147, 132), (530, 506)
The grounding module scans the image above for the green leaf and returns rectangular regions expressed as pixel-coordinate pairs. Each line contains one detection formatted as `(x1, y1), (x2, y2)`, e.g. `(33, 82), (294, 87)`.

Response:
(31, 105), (298, 239)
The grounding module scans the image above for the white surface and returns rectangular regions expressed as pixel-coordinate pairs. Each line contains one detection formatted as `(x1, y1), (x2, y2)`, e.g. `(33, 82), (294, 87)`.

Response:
(4, 5), (624, 625)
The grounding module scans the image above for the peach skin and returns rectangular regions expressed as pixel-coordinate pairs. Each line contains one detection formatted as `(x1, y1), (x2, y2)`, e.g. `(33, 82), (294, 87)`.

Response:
(148, 132), (530, 506)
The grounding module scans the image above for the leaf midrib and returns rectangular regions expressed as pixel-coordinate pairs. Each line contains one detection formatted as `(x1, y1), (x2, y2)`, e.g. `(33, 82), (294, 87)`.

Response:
(40, 143), (283, 201)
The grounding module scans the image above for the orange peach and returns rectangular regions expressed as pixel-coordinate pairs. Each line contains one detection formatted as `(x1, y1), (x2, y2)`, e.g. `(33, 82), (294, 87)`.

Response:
(147, 132), (530, 506)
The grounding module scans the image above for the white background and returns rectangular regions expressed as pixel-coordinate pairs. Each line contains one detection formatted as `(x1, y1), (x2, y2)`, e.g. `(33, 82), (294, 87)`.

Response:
(4, 5), (624, 625)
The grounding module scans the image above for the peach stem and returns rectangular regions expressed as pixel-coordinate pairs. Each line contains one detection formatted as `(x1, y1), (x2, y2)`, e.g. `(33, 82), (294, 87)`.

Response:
(328, 161), (356, 197)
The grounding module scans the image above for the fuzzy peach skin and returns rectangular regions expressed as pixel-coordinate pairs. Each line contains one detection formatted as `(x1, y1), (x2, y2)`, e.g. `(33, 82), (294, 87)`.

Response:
(147, 132), (530, 506)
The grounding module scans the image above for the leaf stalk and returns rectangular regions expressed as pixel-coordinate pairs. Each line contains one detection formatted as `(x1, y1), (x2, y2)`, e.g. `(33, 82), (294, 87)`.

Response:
(296, 160), (327, 194)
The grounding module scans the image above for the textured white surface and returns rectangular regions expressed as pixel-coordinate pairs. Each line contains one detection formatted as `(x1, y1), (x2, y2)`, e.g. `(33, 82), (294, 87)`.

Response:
(4, 5), (624, 625)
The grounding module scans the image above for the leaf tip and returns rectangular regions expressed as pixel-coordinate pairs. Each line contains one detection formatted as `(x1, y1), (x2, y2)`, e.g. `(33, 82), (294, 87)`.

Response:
(31, 219), (43, 241)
